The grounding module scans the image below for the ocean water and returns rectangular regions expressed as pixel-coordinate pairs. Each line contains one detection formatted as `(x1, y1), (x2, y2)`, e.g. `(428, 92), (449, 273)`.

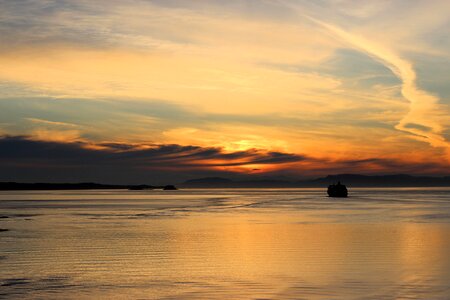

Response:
(0, 188), (449, 299)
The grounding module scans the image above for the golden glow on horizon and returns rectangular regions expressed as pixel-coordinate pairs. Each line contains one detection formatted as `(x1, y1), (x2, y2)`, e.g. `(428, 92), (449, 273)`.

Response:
(0, 0), (449, 174)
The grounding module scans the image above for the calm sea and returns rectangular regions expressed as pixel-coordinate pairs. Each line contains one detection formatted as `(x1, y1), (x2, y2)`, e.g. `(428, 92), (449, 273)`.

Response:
(1, 188), (450, 299)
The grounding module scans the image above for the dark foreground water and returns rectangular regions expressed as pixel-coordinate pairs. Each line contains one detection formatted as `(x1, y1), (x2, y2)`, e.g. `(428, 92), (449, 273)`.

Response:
(1, 188), (450, 299)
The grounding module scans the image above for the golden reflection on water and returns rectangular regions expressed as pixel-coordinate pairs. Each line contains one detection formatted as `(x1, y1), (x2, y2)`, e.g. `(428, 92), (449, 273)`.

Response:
(167, 215), (450, 284)
(0, 189), (450, 299)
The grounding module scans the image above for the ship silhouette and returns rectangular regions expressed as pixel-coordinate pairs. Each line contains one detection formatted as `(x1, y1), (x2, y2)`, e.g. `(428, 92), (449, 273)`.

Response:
(327, 181), (348, 197)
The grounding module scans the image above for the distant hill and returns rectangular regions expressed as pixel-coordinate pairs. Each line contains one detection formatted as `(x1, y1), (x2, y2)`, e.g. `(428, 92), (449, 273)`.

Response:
(182, 177), (292, 188)
(0, 182), (175, 191)
(2, 174), (449, 190)
(303, 174), (450, 187)
(183, 177), (233, 187)
(180, 174), (450, 188)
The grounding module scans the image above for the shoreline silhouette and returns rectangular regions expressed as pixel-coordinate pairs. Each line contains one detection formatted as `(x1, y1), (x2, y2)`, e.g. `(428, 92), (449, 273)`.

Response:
(1, 174), (450, 190)
(0, 182), (177, 191)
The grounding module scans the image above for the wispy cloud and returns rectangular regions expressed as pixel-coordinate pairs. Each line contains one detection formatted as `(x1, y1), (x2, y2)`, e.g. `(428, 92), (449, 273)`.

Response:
(0, 136), (448, 184)
(26, 118), (78, 127)
(276, 0), (449, 158)
(306, 16), (448, 150)
(0, 0), (449, 176)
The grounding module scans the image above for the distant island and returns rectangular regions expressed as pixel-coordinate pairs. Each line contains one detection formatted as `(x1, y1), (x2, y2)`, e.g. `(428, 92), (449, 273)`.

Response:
(1, 174), (450, 190)
(0, 182), (177, 191)
(180, 174), (450, 188)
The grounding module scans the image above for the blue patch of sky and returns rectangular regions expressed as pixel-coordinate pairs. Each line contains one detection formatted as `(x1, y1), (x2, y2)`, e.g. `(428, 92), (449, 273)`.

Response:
(264, 48), (401, 91)
(411, 55), (450, 103)
(0, 96), (396, 141)
(321, 48), (401, 87)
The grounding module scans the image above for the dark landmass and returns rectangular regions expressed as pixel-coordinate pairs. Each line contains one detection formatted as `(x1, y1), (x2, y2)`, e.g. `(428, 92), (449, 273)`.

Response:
(2, 174), (450, 190)
(182, 177), (295, 188)
(184, 177), (233, 186)
(0, 182), (177, 191)
(181, 174), (450, 188)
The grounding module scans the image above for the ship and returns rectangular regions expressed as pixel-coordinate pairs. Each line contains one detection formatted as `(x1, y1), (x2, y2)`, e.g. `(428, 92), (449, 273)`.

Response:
(327, 181), (348, 197)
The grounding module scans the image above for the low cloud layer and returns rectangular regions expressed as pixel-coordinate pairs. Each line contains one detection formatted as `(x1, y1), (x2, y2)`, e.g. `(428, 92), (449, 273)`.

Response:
(0, 136), (447, 184)
(0, 136), (306, 184)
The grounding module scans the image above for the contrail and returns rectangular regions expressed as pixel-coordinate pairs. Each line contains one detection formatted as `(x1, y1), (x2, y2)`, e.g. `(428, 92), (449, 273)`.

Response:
(279, 1), (449, 154)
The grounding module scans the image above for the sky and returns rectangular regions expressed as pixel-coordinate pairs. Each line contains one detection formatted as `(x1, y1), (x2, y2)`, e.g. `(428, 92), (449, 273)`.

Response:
(0, 0), (449, 184)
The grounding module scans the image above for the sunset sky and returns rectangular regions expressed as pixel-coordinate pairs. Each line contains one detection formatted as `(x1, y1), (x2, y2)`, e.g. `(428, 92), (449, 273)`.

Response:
(1, 0), (449, 183)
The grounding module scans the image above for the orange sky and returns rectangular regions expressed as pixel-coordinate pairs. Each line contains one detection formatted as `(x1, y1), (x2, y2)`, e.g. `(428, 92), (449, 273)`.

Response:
(0, 0), (449, 179)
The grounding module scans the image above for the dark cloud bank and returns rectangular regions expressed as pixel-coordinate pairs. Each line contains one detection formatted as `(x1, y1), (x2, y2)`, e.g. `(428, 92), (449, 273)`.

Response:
(0, 136), (305, 184)
(0, 136), (448, 185)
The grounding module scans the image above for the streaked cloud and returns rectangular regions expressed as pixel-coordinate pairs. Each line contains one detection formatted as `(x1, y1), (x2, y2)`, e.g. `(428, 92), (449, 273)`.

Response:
(0, 0), (449, 179)
(0, 136), (447, 184)
(26, 118), (78, 127)
(304, 14), (449, 151)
